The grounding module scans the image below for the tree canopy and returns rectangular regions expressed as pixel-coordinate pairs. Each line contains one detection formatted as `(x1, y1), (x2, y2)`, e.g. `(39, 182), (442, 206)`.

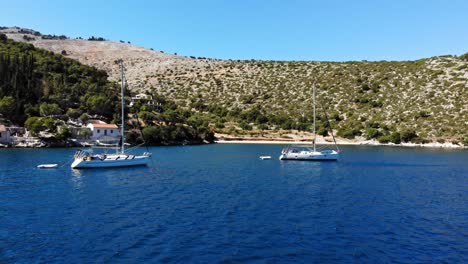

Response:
(0, 34), (214, 145)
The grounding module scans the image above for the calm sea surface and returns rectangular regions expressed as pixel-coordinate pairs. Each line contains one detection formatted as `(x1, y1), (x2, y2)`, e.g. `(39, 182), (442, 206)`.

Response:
(0, 144), (467, 263)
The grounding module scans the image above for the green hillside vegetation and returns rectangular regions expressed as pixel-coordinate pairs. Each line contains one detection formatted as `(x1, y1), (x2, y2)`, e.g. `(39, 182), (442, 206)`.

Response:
(2, 28), (467, 146)
(0, 34), (213, 145)
(145, 54), (467, 145)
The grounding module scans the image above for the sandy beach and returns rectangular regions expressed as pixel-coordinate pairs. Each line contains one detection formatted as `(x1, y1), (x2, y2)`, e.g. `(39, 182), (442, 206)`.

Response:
(215, 134), (466, 149)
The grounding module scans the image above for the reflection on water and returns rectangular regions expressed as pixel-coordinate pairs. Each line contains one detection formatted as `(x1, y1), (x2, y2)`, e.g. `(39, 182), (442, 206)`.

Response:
(71, 168), (83, 177)
(70, 169), (84, 192)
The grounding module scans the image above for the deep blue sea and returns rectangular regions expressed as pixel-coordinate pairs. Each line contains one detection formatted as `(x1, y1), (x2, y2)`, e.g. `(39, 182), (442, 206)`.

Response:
(0, 144), (467, 263)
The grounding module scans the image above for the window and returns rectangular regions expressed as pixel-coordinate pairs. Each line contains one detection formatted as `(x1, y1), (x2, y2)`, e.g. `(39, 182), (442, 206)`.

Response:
(111, 130), (113, 134)
(97, 129), (100, 133)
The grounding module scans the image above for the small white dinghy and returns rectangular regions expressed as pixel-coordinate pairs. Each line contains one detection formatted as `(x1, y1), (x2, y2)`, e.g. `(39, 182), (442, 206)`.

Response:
(259, 156), (272, 160)
(37, 164), (58, 169)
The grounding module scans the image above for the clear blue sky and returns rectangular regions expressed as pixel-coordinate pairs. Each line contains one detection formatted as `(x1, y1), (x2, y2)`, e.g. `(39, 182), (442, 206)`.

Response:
(1, 0), (467, 61)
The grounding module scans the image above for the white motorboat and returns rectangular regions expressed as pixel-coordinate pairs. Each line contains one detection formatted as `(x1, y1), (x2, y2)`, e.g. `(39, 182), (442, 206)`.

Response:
(279, 82), (340, 161)
(71, 60), (151, 169)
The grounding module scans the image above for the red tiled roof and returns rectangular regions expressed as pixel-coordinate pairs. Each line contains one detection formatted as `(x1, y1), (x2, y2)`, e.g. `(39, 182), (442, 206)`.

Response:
(90, 123), (118, 129)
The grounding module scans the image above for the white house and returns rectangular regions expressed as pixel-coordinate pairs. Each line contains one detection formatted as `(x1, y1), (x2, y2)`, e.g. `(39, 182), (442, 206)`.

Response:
(130, 93), (155, 107)
(132, 93), (153, 101)
(86, 123), (120, 141)
(0, 125), (12, 145)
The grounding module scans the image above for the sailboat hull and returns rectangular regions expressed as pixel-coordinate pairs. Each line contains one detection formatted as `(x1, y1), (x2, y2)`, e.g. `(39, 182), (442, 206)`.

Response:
(279, 150), (339, 161)
(71, 154), (150, 169)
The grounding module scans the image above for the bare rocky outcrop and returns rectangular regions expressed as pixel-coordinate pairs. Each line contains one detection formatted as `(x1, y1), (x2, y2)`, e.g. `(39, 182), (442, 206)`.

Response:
(1, 27), (227, 93)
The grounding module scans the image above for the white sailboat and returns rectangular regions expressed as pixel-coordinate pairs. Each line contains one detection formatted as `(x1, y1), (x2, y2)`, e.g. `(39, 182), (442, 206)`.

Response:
(279, 83), (340, 161)
(71, 60), (151, 169)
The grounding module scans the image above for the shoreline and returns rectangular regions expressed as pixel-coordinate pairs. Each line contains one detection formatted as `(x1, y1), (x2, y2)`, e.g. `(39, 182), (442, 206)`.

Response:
(2, 137), (465, 149)
(215, 138), (466, 149)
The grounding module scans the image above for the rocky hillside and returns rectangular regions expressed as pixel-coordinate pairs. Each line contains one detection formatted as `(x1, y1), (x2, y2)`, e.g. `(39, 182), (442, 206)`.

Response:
(2, 27), (467, 143)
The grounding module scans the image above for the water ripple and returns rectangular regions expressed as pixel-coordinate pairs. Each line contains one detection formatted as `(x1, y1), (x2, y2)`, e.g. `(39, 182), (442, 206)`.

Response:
(0, 145), (466, 262)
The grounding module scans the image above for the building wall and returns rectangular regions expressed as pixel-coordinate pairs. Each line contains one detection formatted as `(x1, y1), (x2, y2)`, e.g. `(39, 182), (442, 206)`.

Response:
(87, 124), (120, 140)
(0, 130), (11, 144)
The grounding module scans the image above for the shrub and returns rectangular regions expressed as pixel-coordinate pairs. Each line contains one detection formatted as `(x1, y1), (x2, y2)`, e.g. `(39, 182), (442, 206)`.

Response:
(460, 52), (468, 61)
(0, 96), (16, 116)
(389, 132), (401, 144)
(400, 130), (418, 142)
(139, 111), (157, 124)
(364, 127), (381, 139)
(280, 120), (294, 130)
(255, 114), (268, 124)
(24, 116), (45, 136)
(296, 122), (309, 132)
(79, 113), (90, 123)
(215, 121), (225, 129)
(378, 132), (401, 144)
(317, 126), (329, 137)
(0, 33), (7, 42)
(330, 113), (343, 122)
(197, 126), (215, 142)
(416, 111), (430, 118)
(142, 126), (162, 145)
(43, 117), (57, 132)
(337, 128), (361, 139)
(66, 108), (82, 119)
(57, 126), (71, 139)
(370, 100), (383, 108)
(126, 129), (143, 145)
(412, 137), (430, 144)
(377, 135), (390, 144)
(239, 121), (252, 130)
(39, 103), (62, 117)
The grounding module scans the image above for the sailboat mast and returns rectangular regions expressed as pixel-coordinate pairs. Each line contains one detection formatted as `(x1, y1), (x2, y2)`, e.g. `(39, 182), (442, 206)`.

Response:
(120, 60), (125, 154)
(312, 82), (316, 152)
